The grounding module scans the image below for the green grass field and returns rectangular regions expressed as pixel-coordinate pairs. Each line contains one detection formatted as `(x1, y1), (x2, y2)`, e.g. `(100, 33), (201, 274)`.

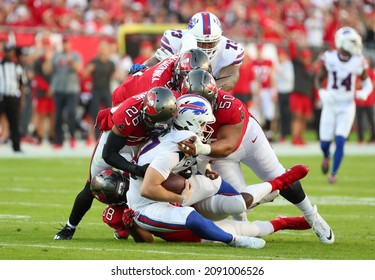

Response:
(0, 155), (374, 260)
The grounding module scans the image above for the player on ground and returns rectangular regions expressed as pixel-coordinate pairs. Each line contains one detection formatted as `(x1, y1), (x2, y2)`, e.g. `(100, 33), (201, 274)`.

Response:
(53, 87), (177, 240)
(95, 170), (311, 244)
(140, 11), (244, 91)
(178, 69), (335, 244)
(106, 94), (309, 248)
(315, 26), (373, 184)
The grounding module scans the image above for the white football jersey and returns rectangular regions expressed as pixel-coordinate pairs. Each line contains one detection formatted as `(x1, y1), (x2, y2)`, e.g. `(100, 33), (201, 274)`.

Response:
(160, 29), (244, 78)
(126, 128), (197, 210)
(321, 50), (368, 102)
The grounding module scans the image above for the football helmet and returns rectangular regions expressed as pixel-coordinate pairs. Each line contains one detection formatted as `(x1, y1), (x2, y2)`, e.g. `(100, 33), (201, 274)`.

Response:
(174, 48), (211, 89)
(334, 26), (363, 55)
(174, 94), (216, 141)
(188, 12), (223, 60)
(181, 69), (218, 110)
(90, 170), (129, 205)
(141, 87), (177, 135)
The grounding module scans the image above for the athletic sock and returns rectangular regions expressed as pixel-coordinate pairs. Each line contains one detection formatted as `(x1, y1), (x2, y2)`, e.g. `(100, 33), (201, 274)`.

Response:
(332, 135), (345, 174)
(242, 182), (273, 207)
(320, 140), (331, 158)
(185, 211), (233, 243)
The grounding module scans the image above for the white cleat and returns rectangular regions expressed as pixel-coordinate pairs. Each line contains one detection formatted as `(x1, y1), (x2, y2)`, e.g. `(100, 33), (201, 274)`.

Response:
(229, 235), (266, 249)
(305, 205), (334, 244)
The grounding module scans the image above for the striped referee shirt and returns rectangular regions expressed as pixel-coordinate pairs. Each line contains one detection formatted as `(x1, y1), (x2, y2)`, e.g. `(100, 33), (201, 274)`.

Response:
(0, 58), (26, 98)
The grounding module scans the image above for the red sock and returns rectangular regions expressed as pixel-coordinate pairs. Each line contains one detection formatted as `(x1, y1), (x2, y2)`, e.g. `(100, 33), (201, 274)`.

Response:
(270, 218), (287, 232)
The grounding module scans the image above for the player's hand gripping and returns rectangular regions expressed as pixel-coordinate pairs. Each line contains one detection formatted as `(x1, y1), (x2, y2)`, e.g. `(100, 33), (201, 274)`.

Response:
(180, 179), (192, 206)
(122, 208), (135, 229)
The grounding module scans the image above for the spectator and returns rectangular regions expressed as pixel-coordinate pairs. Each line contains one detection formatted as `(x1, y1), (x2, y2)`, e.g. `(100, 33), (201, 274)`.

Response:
(82, 40), (115, 140)
(132, 41), (154, 65)
(290, 48), (315, 145)
(275, 48), (294, 142)
(0, 43), (26, 152)
(46, 35), (82, 149)
(19, 47), (34, 140)
(355, 58), (375, 144)
(32, 40), (55, 144)
(252, 44), (277, 142)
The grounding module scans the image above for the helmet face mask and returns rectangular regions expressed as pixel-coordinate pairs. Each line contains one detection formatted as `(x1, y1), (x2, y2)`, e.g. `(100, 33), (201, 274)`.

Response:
(141, 87), (177, 135)
(181, 69), (218, 110)
(334, 27), (363, 56)
(174, 94), (216, 142)
(90, 170), (129, 205)
(174, 49), (211, 89)
(188, 12), (222, 60)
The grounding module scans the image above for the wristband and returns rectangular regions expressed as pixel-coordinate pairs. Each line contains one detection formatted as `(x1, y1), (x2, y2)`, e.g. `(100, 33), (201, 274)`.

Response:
(195, 143), (211, 155)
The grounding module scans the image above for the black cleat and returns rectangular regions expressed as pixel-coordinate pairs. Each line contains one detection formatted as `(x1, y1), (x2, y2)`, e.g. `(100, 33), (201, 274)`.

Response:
(54, 224), (75, 240)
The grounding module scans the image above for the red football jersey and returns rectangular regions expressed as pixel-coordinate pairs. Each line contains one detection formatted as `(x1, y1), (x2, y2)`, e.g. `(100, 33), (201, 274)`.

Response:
(252, 59), (273, 88)
(112, 55), (179, 106)
(211, 91), (251, 150)
(110, 94), (149, 146)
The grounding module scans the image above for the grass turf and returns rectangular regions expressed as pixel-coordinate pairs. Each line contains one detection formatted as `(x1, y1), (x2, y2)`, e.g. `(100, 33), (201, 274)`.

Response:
(0, 155), (374, 260)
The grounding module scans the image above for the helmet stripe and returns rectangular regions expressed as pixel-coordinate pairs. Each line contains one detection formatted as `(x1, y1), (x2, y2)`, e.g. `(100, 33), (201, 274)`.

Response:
(202, 12), (211, 35)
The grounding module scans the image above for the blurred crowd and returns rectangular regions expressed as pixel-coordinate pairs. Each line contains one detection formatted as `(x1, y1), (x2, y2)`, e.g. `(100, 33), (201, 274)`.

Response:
(0, 0), (374, 48)
(0, 0), (375, 152)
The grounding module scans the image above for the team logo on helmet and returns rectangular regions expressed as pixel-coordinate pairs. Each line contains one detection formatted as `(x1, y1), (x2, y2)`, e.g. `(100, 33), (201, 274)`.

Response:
(179, 101), (208, 115)
(188, 17), (198, 30)
(180, 54), (192, 71)
(144, 91), (158, 115)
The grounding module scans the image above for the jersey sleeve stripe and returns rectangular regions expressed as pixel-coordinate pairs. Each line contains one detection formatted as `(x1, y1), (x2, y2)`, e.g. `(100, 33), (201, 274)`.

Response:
(161, 36), (173, 53)
(232, 51), (245, 65)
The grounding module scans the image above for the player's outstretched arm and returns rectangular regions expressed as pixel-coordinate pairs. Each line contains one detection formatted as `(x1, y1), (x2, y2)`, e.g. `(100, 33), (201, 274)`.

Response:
(216, 65), (240, 91)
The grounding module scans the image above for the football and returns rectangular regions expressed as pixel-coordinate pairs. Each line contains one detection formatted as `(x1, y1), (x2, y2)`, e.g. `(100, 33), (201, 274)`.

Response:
(161, 173), (186, 194)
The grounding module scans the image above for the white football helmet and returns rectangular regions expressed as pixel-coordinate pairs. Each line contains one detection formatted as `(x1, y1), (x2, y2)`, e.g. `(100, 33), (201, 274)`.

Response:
(174, 94), (216, 141)
(187, 12), (223, 60)
(334, 26), (363, 55)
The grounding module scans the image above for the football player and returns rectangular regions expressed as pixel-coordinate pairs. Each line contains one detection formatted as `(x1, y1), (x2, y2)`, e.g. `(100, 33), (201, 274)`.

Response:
(104, 94), (309, 248)
(112, 48), (211, 106)
(53, 49), (210, 240)
(53, 87), (177, 240)
(315, 26), (373, 184)
(140, 11), (244, 91)
(178, 69), (335, 244)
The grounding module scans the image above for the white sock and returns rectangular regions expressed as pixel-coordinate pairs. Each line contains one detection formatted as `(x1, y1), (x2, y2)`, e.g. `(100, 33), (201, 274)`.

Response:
(194, 195), (246, 221)
(214, 220), (260, 237)
(252, 221), (275, 237)
(67, 221), (77, 229)
(242, 182), (273, 207)
(295, 196), (315, 220)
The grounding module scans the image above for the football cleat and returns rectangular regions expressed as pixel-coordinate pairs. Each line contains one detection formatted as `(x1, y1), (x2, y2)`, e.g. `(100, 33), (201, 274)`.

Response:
(229, 234), (265, 249)
(328, 173), (337, 184)
(305, 205), (334, 244)
(322, 157), (330, 174)
(54, 224), (75, 240)
(270, 165), (309, 191)
(114, 229), (129, 240)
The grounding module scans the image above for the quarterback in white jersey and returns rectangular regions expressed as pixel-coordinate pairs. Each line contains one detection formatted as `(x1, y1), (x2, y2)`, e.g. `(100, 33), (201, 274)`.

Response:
(316, 26), (373, 184)
(127, 94), (266, 249)
(143, 11), (244, 91)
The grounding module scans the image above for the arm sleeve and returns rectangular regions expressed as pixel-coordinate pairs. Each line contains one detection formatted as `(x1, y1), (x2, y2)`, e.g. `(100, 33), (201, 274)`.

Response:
(102, 130), (139, 174)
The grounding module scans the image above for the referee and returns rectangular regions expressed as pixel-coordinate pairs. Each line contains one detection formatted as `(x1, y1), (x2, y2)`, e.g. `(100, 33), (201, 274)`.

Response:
(0, 43), (26, 152)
